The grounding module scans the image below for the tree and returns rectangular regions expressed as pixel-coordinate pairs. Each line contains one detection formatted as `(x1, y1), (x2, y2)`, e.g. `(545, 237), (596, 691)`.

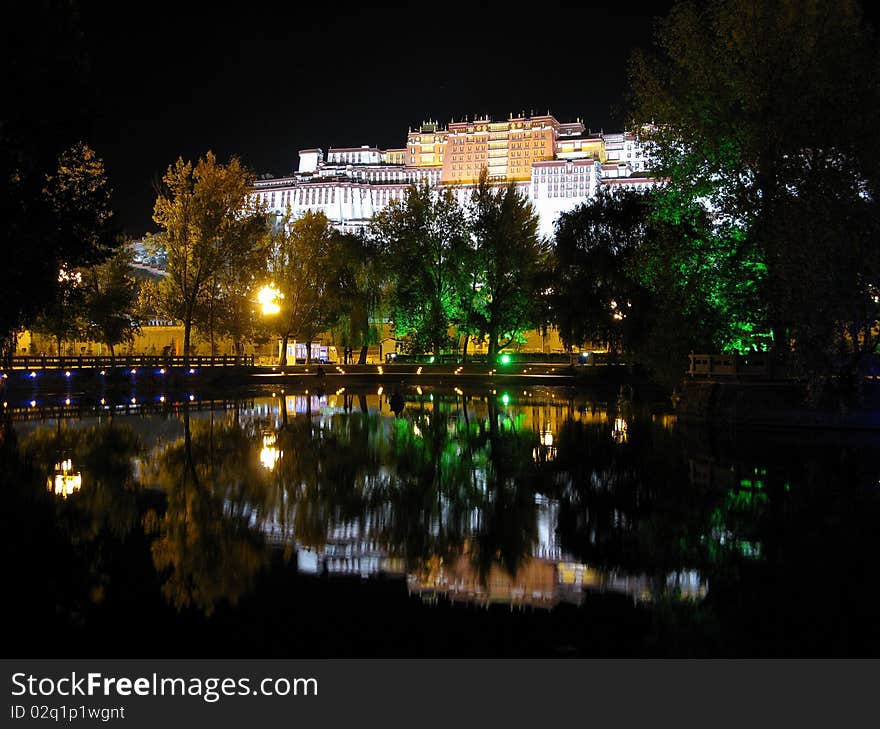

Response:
(266, 209), (347, 365)
(194, 226), (270, 357)
(81, 246), (140, 357)
(469, 172), (549, 361)
(629, 0), (880, 390)
(328, 230), (384, 364)
(550, 188), (656, 356)
(152, 152), (265, 367)
(10, 142), (120, 356)
(0, 2), (104, 366)
(371, 184), (468, 355)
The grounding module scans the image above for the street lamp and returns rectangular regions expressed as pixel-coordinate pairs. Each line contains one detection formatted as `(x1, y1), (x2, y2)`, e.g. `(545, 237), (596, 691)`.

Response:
(257, 284), (283, 316)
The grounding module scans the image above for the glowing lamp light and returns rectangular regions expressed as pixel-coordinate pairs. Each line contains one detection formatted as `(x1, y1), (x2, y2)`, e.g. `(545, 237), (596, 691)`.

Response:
(613, 417), (629, 444)
(29, 371), (37, 378)
(257, 284), (283, 316)
(377, 366), (384, 374)
(260, 433), (282, 470)
(48, 458), (82, 498)
(416, 386), (423, 395)
(159, 395), (166, 403)
(64, 398), (71, 406)
(416, 366), (423, 375)
(377, 386), (384, 396)
(64, 371), (71, 378)
(428, 356), (435, 364)
(159, 368), (166, 375)
(131, 397), (137, 404)
(501, 393), (510, 406)
(130, 369), (137, 375)
(189, 368), (196, 375)
(99, 370), (105, 376)
(188, 394), (195, 401)
(29, 400), (36, 408)
(500, 354), (511, 365)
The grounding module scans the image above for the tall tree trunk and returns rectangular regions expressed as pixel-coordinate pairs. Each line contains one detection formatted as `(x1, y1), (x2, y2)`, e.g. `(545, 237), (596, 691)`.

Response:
(183, 318), (192, 370)
(280, 332), (289, 366)
(462, 333), (470, 363)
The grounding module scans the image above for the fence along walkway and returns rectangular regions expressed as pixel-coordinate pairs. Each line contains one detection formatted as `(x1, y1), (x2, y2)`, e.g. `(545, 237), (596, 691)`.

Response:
(7, 354), (255, 371)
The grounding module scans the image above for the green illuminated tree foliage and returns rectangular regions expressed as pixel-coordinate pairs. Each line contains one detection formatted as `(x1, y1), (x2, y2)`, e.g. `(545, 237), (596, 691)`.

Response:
(371, 184), (468, 355)
(630, 0), (880, 388)
(469, 172), (549, 361)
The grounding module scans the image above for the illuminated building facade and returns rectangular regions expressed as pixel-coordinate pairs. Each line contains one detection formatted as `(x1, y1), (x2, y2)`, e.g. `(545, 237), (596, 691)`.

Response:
(252, 113), (658, 237)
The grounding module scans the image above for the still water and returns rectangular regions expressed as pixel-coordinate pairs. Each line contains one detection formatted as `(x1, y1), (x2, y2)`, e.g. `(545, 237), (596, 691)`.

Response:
(3, 385), (879, 656)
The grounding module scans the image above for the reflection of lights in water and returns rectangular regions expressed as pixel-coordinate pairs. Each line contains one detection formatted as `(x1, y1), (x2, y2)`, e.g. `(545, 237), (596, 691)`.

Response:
(260, 433), (282, 470)
(48, 458), (82, 498)
(413, 424), (422, 438)
(377, 386), (383, 396)
(613, 417), (628, 444)
(532, 427), (556, 462)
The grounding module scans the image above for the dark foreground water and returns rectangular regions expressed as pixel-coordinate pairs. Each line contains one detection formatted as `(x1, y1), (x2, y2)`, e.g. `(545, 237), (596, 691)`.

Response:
(2, 384), (879, 657)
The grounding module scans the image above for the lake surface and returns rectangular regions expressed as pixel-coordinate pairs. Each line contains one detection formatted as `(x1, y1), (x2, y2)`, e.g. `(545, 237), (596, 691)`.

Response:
(3, 383), (879, 657)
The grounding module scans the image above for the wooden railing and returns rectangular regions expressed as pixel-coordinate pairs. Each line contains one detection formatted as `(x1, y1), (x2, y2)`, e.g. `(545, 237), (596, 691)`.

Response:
(7, 354), (255, 371)
(688, 353), (770, 379)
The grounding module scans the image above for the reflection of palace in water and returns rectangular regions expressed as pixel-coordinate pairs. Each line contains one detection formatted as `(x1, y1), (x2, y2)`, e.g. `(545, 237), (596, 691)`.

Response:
(260, 480), (706, 609)
(247, 391), (707, 608)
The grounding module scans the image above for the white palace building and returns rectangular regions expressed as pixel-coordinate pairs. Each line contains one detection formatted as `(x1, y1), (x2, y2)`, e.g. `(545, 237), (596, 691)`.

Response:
(252, 114), (658, 238)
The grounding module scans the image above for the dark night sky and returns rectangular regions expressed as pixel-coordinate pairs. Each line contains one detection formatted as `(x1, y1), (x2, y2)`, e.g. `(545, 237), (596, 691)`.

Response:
(19, 2), (674, 236)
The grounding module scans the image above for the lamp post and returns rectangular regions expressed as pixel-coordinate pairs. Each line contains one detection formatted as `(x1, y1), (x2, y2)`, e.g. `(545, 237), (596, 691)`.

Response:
(257, 284), (286, 364)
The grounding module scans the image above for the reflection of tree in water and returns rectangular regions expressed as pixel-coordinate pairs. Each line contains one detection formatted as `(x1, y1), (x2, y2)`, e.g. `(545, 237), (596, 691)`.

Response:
(142, 406), (269, 616)
(260, 394), (541, 583)
(22, 421), (142, 544)
(467, 399), (539, 581)
(17, 420), (142, 612)
(551, 410), (722, 592)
